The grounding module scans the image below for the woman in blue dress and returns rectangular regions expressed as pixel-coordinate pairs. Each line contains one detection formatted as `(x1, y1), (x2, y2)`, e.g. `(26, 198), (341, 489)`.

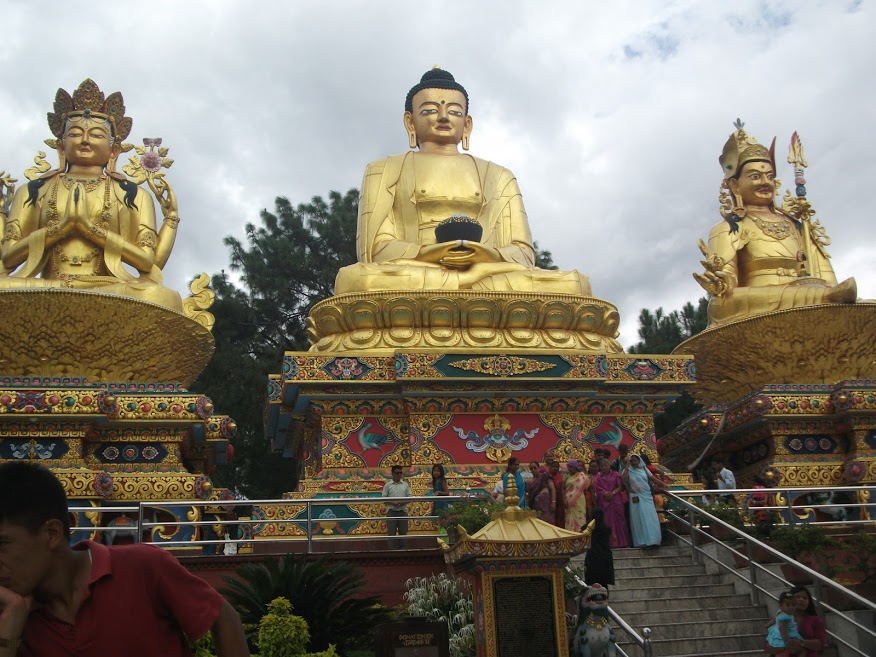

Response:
(431, 463), (451, 515)
(622, 453), (664, 547)
(502, 457), (527, 508)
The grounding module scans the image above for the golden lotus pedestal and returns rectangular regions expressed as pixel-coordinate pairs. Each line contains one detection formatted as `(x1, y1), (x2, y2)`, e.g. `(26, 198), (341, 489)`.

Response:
(0, 289), (235, 550)
(307, 290), (624, 353)
(441, 506), (591, 657)
(258, 349), (694, 542)
(662, 304), (876, 493)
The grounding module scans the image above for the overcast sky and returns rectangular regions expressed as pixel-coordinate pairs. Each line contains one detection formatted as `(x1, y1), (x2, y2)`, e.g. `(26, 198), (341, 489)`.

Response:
(1, 0), (872, 349)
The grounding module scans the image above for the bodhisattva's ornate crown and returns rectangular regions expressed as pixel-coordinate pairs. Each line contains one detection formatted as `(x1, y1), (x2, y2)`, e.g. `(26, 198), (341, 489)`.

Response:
(719, 120), (776, 180)
(47, 79), (132, 141)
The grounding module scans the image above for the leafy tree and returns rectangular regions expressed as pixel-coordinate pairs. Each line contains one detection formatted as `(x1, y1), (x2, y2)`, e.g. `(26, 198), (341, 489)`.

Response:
(533, 241), (558, 270)
(626, 298), (709, 436)
(221, 555), (392, 655)
(628, 297), (708, 354)
(191, 190), (359, 497)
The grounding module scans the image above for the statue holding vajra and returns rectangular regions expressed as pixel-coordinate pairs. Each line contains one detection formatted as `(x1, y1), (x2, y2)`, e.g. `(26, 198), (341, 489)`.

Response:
(0, 79), (183, 311)
(333, 67), (591, 295)
(694, 121), (857, 326)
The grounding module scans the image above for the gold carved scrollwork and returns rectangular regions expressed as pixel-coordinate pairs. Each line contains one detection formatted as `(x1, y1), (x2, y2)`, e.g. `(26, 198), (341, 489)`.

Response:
(181, 273), (216, 331)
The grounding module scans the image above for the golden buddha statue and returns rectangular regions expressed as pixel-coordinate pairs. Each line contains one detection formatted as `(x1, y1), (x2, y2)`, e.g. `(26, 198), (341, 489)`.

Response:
(308, 68), (620, 353)
(694, 121), (856, 326)
(333, 67), (590, 295)
(0, 79), (181, 311)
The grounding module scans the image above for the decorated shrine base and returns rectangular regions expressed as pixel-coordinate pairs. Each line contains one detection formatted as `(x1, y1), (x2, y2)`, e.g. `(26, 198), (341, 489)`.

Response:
(673, 303), (876, 405)
(0, 289), (214, 386)
(660, 379), (876, 492)
(0, 375), (236, 549)
(258, 350), (694, 538)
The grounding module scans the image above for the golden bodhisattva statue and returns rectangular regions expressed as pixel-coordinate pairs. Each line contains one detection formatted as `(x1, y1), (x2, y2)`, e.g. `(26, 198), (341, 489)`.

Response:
(0, 79), (215, 383)
(311, 68), (619, 352)
(0, 79), (181, 310)
(694, 121), (856, 326)
(334, 68), (590, 295)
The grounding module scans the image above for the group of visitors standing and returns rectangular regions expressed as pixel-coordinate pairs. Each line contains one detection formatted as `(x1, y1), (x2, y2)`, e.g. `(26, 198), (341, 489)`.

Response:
(498, 447), (668, 550)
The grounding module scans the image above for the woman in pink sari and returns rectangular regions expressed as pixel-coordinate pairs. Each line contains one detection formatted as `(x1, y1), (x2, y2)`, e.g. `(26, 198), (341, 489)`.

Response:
(563, 460), (589, 531)
(594, 458), (630, 548)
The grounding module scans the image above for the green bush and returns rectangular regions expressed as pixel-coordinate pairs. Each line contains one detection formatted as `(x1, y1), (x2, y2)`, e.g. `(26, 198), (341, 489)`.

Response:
(404, 574), (475, 657)
(222, 554), (392, 654)
(437, 498), (504, 535)
(258, 598), (309, 657)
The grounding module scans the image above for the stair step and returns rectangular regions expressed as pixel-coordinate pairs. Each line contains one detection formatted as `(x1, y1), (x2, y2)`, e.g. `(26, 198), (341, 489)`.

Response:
(620, 605), (768, 625)
(609, 594), (756, 612)
(614, 563), (705, 577)
(614, 573), (724, 588)
(616, 632), (767, 656)
(609, 582), (736, 602)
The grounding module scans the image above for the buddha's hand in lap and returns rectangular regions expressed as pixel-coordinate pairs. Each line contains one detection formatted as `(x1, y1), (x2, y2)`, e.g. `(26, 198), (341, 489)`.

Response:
(420, 240), (503, 270)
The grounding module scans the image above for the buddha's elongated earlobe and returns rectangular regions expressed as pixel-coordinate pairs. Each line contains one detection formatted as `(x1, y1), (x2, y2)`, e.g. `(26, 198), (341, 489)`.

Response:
(462, 134), (470, 151)
(408, 130), (417, 150)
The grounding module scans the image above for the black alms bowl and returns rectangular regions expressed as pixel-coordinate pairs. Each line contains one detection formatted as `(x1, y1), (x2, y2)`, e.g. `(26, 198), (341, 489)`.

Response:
(435, 214), (483, 243)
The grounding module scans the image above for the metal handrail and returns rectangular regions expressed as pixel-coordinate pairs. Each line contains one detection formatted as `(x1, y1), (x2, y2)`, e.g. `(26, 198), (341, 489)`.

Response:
(664, 488), (876, 657)
(565, 566), (652, 657)
(69, 494), (471, 549)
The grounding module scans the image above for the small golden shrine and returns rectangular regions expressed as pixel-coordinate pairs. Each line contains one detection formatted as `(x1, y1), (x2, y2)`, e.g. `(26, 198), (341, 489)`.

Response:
(441, 482), (590, 657)
(662, 123), (876, 499)
(0, 79), (236, 549)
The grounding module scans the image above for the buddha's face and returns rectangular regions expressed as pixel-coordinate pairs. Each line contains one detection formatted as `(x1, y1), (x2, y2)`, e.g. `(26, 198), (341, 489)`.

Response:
(404, 88), (472, 148)
(729, 161), (777, 208)
(62, 117), (114, 169)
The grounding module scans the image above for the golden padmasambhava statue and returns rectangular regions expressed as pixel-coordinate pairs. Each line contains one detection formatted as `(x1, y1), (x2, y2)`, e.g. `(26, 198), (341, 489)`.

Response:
(694, 120), (856, 326)
(334, 67), (590, 295)
(0, 79), (181, 310)
(311, 68), (620, 352)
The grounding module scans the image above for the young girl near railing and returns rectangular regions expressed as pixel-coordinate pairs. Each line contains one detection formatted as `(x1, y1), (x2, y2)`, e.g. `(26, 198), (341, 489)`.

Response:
(766, 592), (804, 656)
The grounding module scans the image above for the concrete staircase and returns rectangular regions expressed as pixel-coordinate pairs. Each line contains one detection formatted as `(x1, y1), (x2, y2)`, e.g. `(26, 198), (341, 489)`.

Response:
(573, 543), (770, 657)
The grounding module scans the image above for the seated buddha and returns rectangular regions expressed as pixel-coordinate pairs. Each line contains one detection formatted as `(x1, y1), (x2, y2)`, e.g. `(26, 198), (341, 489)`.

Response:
(333, 68), (590, 295)
(0, 79), (182, 311)
(694, 122), (856, 326)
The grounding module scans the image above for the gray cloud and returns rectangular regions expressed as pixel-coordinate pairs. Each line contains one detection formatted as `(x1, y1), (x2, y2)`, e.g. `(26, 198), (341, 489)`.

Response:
(1, 0), (873, 349)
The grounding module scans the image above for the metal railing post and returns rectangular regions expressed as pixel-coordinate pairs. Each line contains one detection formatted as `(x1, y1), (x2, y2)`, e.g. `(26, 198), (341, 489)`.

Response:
(306, 499), (313, 554)
(747, 540), (759, 606)
(642, 627), (652, 657)
(136, 502), (144, 544)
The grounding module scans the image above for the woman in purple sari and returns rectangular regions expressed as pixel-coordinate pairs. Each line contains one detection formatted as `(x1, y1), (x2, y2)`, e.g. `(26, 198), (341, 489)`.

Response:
(594, 458), (630, 548)
(527, 466), (556, 524)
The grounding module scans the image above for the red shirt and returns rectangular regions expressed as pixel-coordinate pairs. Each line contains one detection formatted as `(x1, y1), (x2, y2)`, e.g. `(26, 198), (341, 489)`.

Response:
(21, 540), (223, 657)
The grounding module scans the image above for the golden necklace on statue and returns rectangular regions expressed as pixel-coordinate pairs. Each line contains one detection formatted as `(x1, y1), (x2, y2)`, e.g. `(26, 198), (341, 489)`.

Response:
(749, 212), (792, 240)
(61, 175), (107, 193)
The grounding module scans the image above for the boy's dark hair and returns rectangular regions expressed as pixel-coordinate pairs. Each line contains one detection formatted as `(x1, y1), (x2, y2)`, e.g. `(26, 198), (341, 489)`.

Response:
(391, 465), (403, 473)
(778, 591), (794, 604)
(0, 462), (71, 538)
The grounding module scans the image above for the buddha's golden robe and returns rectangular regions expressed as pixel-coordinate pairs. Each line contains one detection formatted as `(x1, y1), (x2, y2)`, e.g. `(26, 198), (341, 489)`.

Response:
(334, 152), (590, 295)
(0, 175), (181, 311)
(705, 211), (839, 325)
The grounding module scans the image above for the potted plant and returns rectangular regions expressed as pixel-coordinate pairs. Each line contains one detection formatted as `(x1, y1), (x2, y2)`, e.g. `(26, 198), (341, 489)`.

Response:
(437, 498), (504, 543)
(692, 498), (744, 541)
(769, 523), (837, 584)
